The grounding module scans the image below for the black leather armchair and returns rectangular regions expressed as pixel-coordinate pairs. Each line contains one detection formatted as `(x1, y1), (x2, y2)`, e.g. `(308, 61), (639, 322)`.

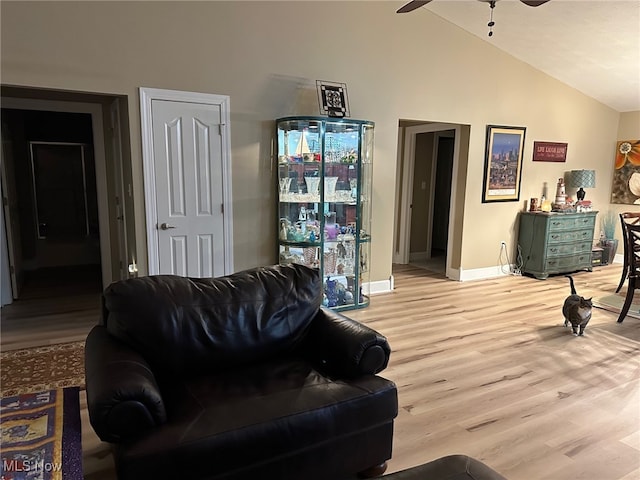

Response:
(85, 264), (398, 480)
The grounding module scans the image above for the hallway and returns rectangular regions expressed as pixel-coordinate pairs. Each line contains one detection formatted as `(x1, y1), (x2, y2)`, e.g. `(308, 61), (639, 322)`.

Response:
(1, 265), (102, 351)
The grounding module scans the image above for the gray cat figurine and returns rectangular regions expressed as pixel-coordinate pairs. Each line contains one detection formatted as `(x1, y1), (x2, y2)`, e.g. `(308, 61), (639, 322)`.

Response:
(562, 275), (592, 336)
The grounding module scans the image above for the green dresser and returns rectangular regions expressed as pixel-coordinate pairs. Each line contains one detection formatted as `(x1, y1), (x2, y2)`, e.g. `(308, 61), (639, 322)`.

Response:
(518, 211), (597, 279)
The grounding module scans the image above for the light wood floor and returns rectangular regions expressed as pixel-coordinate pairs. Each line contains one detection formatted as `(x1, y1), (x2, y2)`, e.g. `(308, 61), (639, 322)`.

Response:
(1, 264), (638, 480)
(1, 265), (102, 351)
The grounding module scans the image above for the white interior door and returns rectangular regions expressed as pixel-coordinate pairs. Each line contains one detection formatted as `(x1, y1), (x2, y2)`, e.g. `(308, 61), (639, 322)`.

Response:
(141, 88), (233, 278)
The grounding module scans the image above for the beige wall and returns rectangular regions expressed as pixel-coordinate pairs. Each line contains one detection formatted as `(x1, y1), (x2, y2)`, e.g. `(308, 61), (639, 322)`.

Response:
(1, 1), (634, 283)
(618, 112), (640, 139)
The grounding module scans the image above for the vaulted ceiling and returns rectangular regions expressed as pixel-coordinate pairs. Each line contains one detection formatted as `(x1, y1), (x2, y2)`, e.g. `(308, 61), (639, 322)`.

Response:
(402, 0), (640, 113)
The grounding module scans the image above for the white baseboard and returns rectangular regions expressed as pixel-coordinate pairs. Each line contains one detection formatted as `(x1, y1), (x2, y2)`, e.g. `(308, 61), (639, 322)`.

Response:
(377, 249), (622, 288)
(454, 265), (515, 282)
(363, 276), (394, 295)
(456, 257), (623, 281)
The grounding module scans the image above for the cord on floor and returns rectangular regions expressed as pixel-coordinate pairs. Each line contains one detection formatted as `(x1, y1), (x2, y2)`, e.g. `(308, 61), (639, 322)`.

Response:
(499, 242), (523, 276)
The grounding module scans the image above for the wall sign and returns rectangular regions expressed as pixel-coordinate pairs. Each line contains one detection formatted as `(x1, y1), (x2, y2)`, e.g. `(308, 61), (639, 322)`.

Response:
(532, 141), (568, 162)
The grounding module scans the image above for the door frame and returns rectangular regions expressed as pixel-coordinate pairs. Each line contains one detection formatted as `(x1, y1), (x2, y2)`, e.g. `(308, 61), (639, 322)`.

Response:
(139, 87), (234, 276)
(110, 99), (130, 280)
(1, 97), (112, 288)
(1, 126), (18, 302)
(396, 122), (461, 278)
(29, 141), (91, 239)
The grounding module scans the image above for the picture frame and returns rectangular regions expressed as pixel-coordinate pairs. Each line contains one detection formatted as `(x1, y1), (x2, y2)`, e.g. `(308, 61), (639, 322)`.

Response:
(482, 125), (526, 203)
(316, 80), (350, 118)
(611, 139), (640, 204)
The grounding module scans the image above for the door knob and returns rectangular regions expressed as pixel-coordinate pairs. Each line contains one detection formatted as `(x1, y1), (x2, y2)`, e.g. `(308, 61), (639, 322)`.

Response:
(159, 222), (176, 230)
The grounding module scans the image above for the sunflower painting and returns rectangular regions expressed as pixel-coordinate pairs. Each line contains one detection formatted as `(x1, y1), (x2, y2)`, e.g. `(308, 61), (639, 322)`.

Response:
(611, 140), (640, 204)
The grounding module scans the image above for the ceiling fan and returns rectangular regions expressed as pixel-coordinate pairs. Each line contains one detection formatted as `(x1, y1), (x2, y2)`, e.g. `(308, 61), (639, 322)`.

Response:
(397, 0), (551, 36)
(397, 0), (550, 14)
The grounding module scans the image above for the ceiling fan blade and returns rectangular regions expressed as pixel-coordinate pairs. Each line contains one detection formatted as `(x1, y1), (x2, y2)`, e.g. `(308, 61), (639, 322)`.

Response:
(520, 0), (551, 6)
(397, 1), (433, 14)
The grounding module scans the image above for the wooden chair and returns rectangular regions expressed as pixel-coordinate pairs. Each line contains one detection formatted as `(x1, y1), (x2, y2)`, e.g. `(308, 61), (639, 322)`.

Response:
(615, 212), (640, 293)
(617, 220), (640, 323)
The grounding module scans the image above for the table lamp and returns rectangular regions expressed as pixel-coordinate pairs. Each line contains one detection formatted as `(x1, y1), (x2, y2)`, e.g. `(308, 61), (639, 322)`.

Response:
(568, 170), (596, 201)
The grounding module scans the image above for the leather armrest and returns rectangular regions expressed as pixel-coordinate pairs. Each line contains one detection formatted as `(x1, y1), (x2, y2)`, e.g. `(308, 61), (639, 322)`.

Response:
(300, 307), (391, 377)
(85, 325), (167, 443)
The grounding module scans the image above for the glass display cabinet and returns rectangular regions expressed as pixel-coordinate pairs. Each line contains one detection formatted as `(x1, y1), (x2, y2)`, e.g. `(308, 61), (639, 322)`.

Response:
(276, 116), (374, 311)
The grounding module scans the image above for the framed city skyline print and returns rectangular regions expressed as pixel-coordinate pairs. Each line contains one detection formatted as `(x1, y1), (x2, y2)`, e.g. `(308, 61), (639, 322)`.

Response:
(482, 125), (526, 203)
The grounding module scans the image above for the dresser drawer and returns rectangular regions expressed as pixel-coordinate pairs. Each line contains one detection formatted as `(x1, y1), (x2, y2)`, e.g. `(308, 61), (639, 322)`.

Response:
(545, 253), (592, 271)
(548, 215), (596, 231)
(548, 229), (593, 244)
(546, 240), (592, 257)
(518, 211), (597, 280)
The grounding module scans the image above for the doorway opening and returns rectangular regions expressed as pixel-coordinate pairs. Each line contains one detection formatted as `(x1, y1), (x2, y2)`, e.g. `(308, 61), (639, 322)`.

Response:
(0, 86), (134, 347)
(394, 121), (470, 280)
(2, 108), (102, 293)
(410, 130), (454, 274)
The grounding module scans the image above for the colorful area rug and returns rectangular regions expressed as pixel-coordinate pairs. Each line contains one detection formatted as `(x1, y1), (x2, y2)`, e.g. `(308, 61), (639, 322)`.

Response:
(594, 293), (640, 320)
(0, 342), (85, 397)
(0, 387), (82, 479)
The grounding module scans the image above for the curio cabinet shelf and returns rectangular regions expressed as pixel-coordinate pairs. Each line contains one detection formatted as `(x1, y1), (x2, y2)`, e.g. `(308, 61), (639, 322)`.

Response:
(276, 116), (373, 310)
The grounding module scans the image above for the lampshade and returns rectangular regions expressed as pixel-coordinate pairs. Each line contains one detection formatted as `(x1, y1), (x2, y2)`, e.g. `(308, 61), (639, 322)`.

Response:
(568, 169), (596, 201)
(568, 170), (596, 188)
